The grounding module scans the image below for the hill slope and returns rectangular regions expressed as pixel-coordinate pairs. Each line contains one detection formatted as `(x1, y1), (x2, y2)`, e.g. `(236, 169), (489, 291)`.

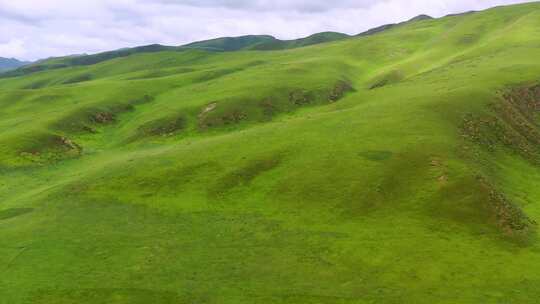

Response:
(1, 2), (540, 303)
(1, 32), (350, 78)
(182, 35), (278, 51)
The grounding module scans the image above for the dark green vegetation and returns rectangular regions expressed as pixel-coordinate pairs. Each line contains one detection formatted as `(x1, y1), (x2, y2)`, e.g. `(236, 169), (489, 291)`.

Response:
(182, 35), (279, 51)
(186, 32), (352, 52)
(1, 2), (540, 303)
(357, 14), (433, 37)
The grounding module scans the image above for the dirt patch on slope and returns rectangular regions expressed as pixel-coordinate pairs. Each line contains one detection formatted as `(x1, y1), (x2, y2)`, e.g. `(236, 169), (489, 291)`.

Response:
(18, 134), (83, 164)
(478, 176), (536, 240)
(198, 80), (354, 130)
(198, 105), (248, 129)
(461, 84), (540, 164)
(53, 95), (154, 133)
(289, 90), (315, 105)
(199, 102), (218, 117)
(431, 173), (536, 244)
(329, 80), (354, 101)
(135, 114), (187, 139)
(455, 84), (539, 243)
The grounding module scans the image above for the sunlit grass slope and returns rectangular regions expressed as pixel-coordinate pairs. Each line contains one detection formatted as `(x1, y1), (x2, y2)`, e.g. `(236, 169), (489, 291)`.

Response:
(1, 2), (540, 303)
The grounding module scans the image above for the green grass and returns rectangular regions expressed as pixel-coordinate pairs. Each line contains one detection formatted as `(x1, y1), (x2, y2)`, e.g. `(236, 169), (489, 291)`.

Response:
(1, 2), (540, 303)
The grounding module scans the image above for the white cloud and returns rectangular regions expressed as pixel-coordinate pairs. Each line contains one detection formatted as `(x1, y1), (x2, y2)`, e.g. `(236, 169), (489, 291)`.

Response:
(0, 0), (535, 61)
(0, 39), (27, 59)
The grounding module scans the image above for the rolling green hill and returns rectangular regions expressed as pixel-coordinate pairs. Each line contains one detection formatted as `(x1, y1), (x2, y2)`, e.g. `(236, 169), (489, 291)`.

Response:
(1, 33), (350, 79)
(1, 2), (540, 303)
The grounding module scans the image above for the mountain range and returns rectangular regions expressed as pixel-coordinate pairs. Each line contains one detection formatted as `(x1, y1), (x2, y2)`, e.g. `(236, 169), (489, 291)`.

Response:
(0, 57), (29, 72)
(1, 14), (435, 78)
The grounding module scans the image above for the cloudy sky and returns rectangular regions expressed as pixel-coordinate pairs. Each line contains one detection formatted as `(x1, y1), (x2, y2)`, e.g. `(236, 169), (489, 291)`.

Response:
(0, 0), (535, 61)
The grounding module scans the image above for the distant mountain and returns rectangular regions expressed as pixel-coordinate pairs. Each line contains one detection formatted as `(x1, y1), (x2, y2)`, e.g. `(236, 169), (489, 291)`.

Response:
(357, 14), (433, 37)
(249, 32), (350, 50)
(182, 35), (277, 51)
(0, 57), (30, 72)
(62, 44), (177, 66)
(183, 32), (351, 52)
(1, 13), (436, 78)
(0, 45), (177, 78)
(0, 33), (350, 78)
(408, 14), (434, 22)
(445, 11), (477, 18)
(357, 24), (397, 37)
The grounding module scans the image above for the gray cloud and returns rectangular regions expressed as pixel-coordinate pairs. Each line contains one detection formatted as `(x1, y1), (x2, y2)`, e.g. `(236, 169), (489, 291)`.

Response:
(155, 0), (381, 12)
(0, 0), (535, 61)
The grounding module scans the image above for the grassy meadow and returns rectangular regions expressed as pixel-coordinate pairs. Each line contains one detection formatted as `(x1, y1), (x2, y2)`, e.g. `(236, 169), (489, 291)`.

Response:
(1, 2), (540, 303)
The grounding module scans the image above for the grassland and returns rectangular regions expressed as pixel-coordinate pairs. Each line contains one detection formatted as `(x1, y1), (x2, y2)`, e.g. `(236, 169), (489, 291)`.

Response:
(1, 2), (540, 303)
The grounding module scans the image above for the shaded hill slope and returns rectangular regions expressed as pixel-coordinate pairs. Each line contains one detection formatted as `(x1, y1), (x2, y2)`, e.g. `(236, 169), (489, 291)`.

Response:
(357, 14), (434, 37)
(182, 35), (278, 51)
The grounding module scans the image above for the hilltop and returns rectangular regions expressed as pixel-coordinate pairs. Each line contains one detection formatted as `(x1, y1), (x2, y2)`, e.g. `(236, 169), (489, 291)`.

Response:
(0, 2), (540, 303)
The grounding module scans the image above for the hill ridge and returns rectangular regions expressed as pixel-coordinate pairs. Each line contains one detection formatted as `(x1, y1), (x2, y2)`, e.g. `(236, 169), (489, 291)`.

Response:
(0, 11), (448, 78)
